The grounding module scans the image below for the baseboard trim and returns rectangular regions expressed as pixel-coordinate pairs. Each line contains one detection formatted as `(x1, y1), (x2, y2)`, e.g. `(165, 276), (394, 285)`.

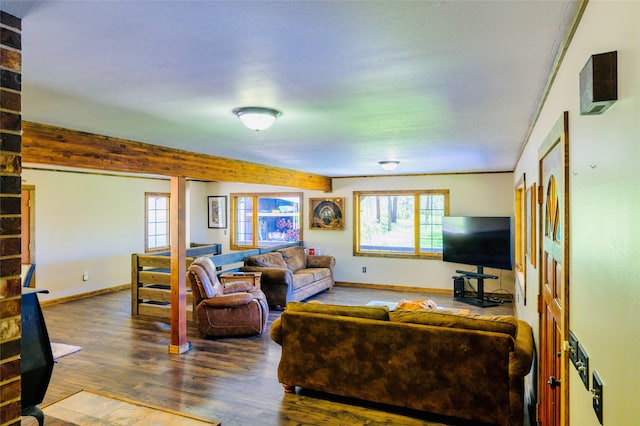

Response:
(335, 282), (514, 302)
(40, 283), (130, 307)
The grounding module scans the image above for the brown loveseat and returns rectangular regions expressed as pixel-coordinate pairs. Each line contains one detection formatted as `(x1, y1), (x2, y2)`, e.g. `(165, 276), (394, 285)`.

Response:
(270, 302), (534, 426)
(241, 246), (335, 308)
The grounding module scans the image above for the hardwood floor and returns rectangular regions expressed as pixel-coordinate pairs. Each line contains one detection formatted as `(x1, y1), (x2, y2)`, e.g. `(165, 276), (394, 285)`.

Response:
(36, 286), (513, 426)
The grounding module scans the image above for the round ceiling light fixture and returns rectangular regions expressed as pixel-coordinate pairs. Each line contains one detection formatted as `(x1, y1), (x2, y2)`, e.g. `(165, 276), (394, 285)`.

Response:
(378, 161), (400, 171)
(232, 106), (282, 131)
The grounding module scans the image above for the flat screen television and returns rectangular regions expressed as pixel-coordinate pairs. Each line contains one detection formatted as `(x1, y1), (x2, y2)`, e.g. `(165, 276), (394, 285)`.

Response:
(442, 216), (513, 271)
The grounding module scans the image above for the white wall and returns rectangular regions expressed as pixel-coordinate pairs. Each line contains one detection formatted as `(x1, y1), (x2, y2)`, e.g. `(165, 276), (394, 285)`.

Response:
(208, 172), (514, 293)
(23, 170), (513, 302)
(187, 179), (209, 244)
(513, 1), (640, 424)
(21, 168), (208, 301)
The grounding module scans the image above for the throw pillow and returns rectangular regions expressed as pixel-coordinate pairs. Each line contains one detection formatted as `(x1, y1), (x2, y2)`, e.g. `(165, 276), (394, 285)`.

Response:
(245, 252), (288, 269)
(278, 246), (307, 272)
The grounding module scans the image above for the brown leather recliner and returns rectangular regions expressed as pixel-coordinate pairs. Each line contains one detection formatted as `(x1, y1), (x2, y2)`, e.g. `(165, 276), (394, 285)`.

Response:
(187, 257), (269, 337)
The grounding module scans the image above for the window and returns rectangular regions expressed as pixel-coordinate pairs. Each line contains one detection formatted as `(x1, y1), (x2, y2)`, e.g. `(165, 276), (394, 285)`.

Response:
(145, 192), (170, 252)
(231, 192), (303, 249)
(354, 190), (449, 258)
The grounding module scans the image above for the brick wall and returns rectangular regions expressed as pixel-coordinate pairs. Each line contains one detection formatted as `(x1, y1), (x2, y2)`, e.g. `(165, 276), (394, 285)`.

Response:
(0, 10), (22, 426)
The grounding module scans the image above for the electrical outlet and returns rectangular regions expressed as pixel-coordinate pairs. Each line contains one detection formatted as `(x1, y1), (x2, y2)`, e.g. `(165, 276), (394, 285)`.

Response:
(362, 267), (367, 273)
(576, 342), (589, 389)
(82, 272), (89, 281)
(568, 330), (579, 367)
(592, 371), (603, 425)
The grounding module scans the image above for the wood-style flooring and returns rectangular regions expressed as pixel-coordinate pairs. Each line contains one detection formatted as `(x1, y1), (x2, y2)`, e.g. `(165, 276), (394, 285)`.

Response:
(35, 286), (513, 426)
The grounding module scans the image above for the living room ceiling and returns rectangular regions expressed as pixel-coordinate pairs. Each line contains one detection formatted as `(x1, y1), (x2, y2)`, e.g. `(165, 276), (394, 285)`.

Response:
(5, 1), (578, 178)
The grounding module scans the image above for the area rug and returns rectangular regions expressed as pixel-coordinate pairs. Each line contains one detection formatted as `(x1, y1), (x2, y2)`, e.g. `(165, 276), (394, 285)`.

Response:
(21, 414), (79, 426)
(29, 390), (219, 426)
(51, 342), (82, 360)
(366, 300), (399, 310)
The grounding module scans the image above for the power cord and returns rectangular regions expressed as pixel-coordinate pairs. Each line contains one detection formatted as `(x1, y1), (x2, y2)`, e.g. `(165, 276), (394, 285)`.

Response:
(464, 273), (512, 304)
(488, 270), (512, 303)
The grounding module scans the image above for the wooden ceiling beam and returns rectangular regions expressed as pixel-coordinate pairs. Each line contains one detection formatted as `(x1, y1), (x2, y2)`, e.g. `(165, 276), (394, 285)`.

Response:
(21, 121), (332, 192)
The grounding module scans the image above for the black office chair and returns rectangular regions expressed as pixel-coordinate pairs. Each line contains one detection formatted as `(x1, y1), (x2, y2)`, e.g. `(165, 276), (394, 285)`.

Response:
(21, 288), (54, 426)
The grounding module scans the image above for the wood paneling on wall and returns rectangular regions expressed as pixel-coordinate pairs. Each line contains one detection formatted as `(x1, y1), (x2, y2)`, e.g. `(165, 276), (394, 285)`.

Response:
(21, 121), (332, 192)
(0, 10), (22, 426)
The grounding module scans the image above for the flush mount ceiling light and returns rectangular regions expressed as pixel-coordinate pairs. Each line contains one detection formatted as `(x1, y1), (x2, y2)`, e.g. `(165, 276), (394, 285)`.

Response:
(378, 161), (400, 171)
(232, 106), (282, 131)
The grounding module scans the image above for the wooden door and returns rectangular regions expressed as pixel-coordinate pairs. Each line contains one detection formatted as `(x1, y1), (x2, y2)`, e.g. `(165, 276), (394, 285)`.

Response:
(538, 112), (570, 425)
(21, 186), (36, 287)
(21, 187), (32, 263)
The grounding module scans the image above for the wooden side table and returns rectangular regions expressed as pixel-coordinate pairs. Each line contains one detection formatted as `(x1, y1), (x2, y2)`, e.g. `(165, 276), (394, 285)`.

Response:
(219, 272), (262, 290)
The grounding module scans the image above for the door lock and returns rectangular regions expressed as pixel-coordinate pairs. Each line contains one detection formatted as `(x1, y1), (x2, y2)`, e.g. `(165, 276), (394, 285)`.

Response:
(547, 376), (561, 389)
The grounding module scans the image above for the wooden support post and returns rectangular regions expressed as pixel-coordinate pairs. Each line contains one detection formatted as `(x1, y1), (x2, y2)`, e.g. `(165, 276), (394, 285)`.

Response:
(131, 254), (139, 315)
(168, 176), (191, 354)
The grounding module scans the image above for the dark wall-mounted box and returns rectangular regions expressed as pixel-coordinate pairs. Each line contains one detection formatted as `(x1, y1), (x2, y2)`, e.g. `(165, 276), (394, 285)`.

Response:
(580, 51), (618, 115)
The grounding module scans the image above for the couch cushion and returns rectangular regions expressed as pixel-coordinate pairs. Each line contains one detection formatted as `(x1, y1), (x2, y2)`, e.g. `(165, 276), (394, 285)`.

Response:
(286, 301), (390, 321)
(245, 252), (288, 269)
(291, 272), (315, 289)
(295, 267), (330, 282)
(278, 246), (307, 272)
(390, 309), (518, 337)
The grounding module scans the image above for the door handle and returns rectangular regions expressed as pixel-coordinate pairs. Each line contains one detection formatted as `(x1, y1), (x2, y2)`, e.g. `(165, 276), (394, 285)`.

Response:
(547, 376), (561, 389)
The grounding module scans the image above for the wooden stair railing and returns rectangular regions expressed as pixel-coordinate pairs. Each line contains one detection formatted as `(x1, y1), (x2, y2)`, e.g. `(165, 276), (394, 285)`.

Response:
(131, 242), (301, 320)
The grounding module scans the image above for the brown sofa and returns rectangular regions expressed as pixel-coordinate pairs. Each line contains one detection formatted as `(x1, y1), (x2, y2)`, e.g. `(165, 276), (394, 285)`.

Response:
(241, 246), (335, 308)
(270, 302), (534, 426)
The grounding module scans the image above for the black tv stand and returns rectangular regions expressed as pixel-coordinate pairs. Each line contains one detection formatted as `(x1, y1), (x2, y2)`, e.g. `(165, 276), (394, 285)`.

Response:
(453, 266), (500, 308)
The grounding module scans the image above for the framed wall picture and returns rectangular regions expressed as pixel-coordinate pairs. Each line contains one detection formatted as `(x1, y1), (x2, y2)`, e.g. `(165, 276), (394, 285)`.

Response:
(529, 183), (537, 268)
(515, 174), (527, 305)
(208, 196), (227, 229)
(515, 174), (526, 273)
(525, 185), (531, 261)
(309, 198), (345, 230)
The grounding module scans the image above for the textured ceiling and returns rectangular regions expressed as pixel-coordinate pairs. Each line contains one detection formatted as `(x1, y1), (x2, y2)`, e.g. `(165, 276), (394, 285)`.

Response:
(4, 0), (577, 177)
